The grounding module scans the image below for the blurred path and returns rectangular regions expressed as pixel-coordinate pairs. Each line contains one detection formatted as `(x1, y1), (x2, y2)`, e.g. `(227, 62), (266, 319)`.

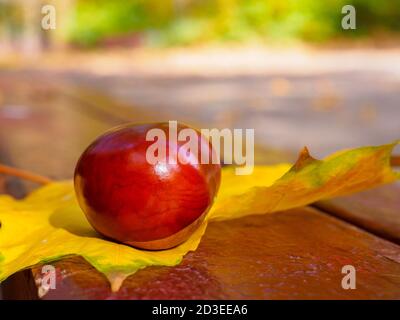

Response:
(1, 47), (400, 158)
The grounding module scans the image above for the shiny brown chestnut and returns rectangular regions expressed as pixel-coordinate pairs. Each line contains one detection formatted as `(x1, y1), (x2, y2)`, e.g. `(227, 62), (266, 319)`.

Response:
(74, 122), (221, 250)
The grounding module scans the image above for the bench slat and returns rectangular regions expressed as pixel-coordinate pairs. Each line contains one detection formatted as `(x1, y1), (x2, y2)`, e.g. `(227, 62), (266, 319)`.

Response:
(316, 184), (400, 245)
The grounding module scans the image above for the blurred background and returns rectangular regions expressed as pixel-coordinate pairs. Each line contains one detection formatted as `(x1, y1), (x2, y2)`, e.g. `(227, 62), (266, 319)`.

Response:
(0, 0), (400, 178)
(2, 0), (400, 48)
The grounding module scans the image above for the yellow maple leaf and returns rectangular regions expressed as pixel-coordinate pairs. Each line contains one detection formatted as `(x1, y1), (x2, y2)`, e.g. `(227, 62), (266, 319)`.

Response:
(0, 142), (398, 291)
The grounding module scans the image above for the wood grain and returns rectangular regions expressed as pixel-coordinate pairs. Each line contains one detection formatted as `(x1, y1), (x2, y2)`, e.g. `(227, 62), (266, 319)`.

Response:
(315, 183), (400, 245)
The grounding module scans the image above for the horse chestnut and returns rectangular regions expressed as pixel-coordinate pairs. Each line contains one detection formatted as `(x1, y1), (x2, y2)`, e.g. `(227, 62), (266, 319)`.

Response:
(74, 122), (221, 250)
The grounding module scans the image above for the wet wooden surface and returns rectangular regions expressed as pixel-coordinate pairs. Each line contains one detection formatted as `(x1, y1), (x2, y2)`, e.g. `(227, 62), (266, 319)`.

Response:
(26, 207), (400, 299)
(316, 184), (400, 245)
(0, 76), (400, 299)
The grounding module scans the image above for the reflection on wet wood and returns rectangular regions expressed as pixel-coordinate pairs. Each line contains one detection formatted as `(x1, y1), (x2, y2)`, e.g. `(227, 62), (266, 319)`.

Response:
(315, 183), (400, 245)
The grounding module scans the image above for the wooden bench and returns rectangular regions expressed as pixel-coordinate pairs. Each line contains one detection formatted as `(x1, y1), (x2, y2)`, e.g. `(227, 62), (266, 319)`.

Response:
(1, 76), (399, 299)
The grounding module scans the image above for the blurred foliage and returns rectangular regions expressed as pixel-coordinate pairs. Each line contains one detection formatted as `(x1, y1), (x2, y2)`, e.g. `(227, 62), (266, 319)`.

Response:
(67, 0), (400, 46)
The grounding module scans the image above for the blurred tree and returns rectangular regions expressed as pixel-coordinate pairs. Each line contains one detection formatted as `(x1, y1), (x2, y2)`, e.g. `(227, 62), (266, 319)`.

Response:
(0, 0), (75, 54)
(4, 0), (399, 48)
